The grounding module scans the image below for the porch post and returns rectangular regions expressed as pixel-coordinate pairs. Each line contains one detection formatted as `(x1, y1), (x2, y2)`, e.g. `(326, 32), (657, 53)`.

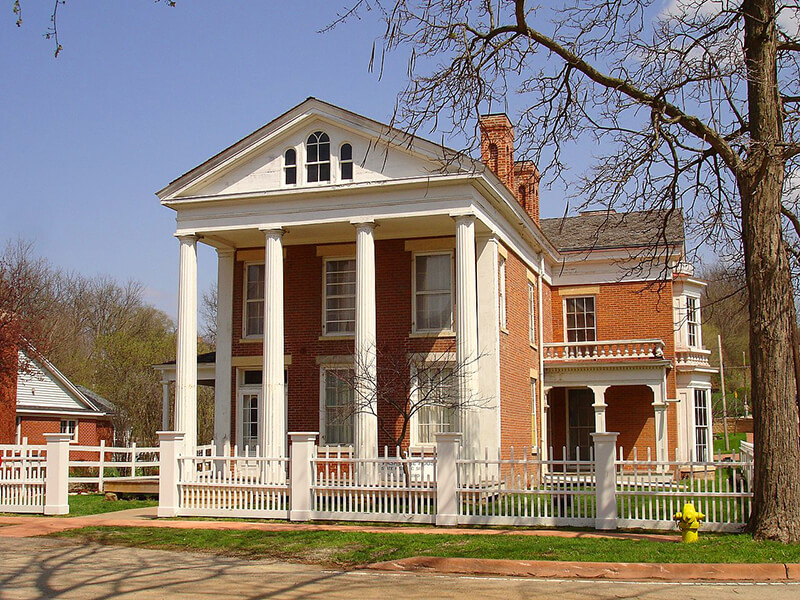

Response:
(454, 214), (479, 459)
(260, 228), (286, 458)
(175, 234), (199, 452)
(214, 248), (235, 454)
(289, 432), (318, 521)
(592, 431), (619, 530)
(161, 380), (170, 431)
(649, 381), (669, 462)
(43, 432), (72, 515)
(353, 221), (378, 458)
(589, 385), (609, 433)
(157, 431), (184, 518)
(435, 432), (462, 526)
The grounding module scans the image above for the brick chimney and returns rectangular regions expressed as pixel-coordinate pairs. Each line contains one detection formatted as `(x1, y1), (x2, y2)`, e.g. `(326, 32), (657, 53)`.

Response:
(514, 160), (540, 224)
(480, 114), (541, 224)
(479, 114), (515, 192)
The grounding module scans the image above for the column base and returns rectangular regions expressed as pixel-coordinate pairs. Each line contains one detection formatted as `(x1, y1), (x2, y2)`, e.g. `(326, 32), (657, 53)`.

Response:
(290, 510), (313, 522)
(43, 505), (69, 516)
(594, 518), (618, 531)
(157, 507), (178, 518)
(435, 513), (459, 527)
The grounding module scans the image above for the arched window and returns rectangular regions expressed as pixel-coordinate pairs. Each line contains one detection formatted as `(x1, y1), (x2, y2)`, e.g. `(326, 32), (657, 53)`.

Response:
(306, 131), (330, 182)
(340, 143), (353, 180)
(488, 143), (499, 172)
(284, 149), (297, 185)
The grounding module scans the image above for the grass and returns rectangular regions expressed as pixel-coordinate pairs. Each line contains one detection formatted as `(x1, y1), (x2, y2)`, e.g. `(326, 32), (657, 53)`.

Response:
(713, 432), (747, 453)
(52, 526), (800, 567)
(0, 494), (157, 518)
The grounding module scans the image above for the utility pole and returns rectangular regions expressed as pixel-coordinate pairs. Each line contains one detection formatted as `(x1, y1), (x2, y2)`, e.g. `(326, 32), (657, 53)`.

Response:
(718, 334), (730, 452)
(743, 351), (749, 418)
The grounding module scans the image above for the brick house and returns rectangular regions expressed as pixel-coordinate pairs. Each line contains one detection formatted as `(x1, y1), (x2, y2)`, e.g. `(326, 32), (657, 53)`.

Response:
(157, 98), (715, 463)
(1, 349), (115, 447)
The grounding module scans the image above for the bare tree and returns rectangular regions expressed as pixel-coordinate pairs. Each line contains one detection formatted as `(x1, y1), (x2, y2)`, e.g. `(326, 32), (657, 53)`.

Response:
(200, 284), (217, 346)
(333, 0), (800, 541)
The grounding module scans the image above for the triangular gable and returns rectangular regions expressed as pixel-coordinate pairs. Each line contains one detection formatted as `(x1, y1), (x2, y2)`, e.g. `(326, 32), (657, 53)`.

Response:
(16, 351), (106, 415)
(157, 97), (479, 201)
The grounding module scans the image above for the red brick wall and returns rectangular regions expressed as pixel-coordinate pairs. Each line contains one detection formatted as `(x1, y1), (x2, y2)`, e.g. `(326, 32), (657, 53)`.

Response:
(18, 416), (113, 446)
(0, 343), (18, 444)
(549, 280), (678, 451)
(605, 385), (656, 459)
(230, 240), (453, 449)
(498, 249), (538, 454)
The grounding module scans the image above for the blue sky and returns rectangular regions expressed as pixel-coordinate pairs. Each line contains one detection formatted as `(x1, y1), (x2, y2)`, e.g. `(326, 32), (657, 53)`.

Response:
(1, 1), (570, 319)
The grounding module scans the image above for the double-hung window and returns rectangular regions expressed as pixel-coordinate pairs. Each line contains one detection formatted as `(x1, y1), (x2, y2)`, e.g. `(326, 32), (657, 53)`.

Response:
(694, 388), (710, 461)
(323, 258), (356, 335)
(414, 253), (453, 332)
(528, 281), (536, 345)
(687, 296), (699, 347)
(321, 368), (355, 446)
(565, 296), (596, 342)
(284, 148), (297, 185)
(306, 131), (331, 183)
(60, 419), (78, 442)
(244, 263), (265, 337)
(415, 365), (457, 445)
(340, 143), (353, 180)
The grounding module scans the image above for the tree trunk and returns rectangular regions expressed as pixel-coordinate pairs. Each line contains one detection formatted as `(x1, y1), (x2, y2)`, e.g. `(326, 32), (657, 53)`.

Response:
(740, 0), (800, 543)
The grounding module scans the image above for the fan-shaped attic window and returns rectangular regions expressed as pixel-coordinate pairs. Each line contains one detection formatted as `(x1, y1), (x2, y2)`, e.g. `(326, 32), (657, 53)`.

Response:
(306, 131), (331, 183)
(284, 149), (297, 185)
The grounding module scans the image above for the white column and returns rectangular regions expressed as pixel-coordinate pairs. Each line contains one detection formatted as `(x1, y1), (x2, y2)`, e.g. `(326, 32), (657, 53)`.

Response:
(476, 234), (500, 455)
(161, 381), (170, 431)
(214, 248), (235, 454)
(353, 221), (378, 459)
(261, 228), (286, 458)
(175, 234), (199, 452)
(454, 215), (479, 458)
(650, 380), (669, 462)
(589, 385), (609, 433)
(43, 433), (72, 515)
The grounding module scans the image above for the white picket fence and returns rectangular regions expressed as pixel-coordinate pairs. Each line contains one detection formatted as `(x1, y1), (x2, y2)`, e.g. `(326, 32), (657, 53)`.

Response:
(616, 447), (753, 532)
(310, 447), (437, 523)
(0, 444), (47, 513)
(458, 446), (596, 527)
(68, 441), (160, 491)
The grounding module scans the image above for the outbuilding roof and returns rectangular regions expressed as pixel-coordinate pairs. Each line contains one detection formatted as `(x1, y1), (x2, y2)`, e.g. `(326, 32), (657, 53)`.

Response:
(539, 209), (684, 252)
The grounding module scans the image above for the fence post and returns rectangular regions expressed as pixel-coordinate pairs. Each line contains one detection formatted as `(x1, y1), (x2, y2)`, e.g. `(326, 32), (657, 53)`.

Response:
(289, 432), (318, 521)
(435, 432), (462, 527)
(44, 433), (72, 515)
(98, 439), (106, 493)
(130, 441), (137, 478)
(157, 431), (184, 518)
(592, 431), (619, 531)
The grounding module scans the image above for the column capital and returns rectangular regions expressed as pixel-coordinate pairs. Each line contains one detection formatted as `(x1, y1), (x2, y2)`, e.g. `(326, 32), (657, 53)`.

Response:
(350, 219), (377, 230)
(259, 226), (286, 238)
(451, 212), (476, 224)
(174, 233), (200, 244)
(216, 247), (235, 258)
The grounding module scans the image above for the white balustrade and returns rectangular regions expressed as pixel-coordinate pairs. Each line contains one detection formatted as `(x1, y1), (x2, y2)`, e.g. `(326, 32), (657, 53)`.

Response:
(544, 339), (665, 361)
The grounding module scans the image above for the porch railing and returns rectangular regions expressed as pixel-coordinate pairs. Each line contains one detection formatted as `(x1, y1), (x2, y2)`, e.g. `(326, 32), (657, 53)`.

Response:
(674, 348), (713, 367)
(544, 339), (665, 361)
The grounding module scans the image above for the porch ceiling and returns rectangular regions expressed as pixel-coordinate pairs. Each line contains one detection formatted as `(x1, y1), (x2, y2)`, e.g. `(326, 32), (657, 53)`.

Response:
(198, 214), (492, 249)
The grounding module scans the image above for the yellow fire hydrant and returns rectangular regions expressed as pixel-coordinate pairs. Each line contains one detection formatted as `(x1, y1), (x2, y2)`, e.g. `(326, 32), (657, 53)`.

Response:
(674, 502), (705, 543)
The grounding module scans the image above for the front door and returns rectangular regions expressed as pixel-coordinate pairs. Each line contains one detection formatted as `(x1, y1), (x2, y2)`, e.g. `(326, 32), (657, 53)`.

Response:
(567, 388), (594, 461)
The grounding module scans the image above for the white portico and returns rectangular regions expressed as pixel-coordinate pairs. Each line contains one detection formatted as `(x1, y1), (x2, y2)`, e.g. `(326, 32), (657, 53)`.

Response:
(158, 98), (551, 459)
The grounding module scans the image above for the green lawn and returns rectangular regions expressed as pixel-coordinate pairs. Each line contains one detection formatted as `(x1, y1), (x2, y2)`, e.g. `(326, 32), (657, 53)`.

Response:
(53, 526), (800, 566)
(1, 494), (157, 518)
(713, 432), (747, 453)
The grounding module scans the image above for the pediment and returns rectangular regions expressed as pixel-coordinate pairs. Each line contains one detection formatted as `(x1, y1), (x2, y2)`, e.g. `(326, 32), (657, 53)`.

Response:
(160, 99), (472, 201)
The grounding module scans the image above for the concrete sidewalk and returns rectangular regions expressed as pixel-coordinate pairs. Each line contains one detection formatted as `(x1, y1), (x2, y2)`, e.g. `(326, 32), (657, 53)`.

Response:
(1, 509), (797, 583)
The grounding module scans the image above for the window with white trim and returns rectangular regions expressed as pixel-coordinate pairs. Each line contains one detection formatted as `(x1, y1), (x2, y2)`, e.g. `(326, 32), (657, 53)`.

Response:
(284, 148), (297, 185)
(244, 263), (265, 337)
(323, 258), (356, 335)
(415, 366), (457, 445)
(306, 131), (331, 183)
(60, 419), (78, 442)
(694, 388), (711, 461)
(413, 253), (453, 331)
(565, 296), (596, 342)
(340, 143), (353, 180)
(499, 257), (507, 329)
(528, 281), (536, 345)
(241, 392), (259, 450)
(321, 368), (355, 446)
(687, 296), (700, 347)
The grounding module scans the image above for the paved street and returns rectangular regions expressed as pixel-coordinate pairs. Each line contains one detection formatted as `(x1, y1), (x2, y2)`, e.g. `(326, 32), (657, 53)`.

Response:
(0, 538), (797, 600)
